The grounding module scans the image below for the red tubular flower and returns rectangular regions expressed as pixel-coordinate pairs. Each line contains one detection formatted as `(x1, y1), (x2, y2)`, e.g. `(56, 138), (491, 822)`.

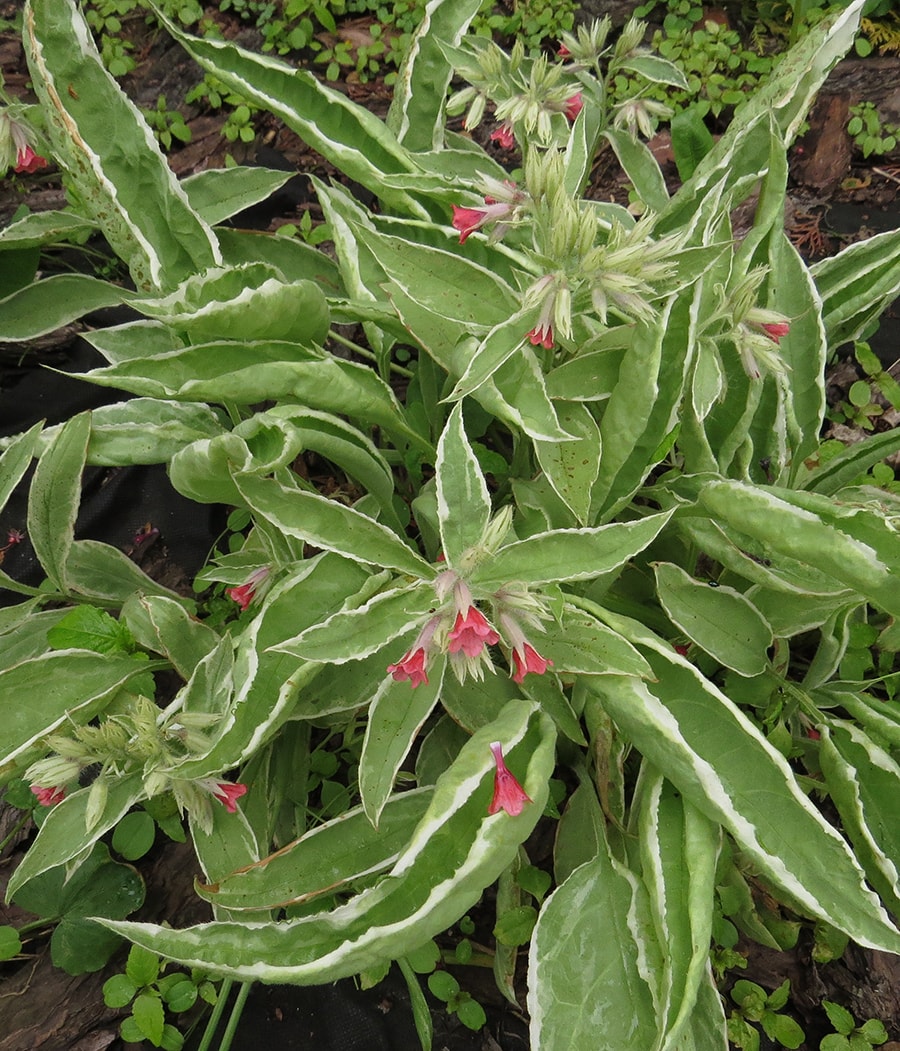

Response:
(557, 43), (571, 58)
(511, 643), (553, 684)
(451, 205), (489, 244)
(31, 785), (66, 806)
(527, 321), (554, 350)
(14, 144), (48, 174)
(564, 92), (584, 121)
(761, 321), (790, 344)
(448, 607), (500, 658)
(226, 567), (270, 611)
(490, 123), (515, 150)
(488, 742), (532, 816)
(209, 781), (247, 813)
(387, 646), (429, 688)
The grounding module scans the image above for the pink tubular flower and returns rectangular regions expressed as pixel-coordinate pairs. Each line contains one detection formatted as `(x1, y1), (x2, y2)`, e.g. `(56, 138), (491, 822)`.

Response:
(490, 123), (515, 150)
(451, 200), (517, 245)
(557, 43), (571, 58)
(448, 606), (500, 658)
(564, 92), (584, 121)
(31, 785), (66, 807)
(226, 566), (270, 611)
(511, 643), (553, 684)
(14, 144), (48, 174)
(207, 780), (248, 813)
(488, 742), (532, 817)
(760, 321), (790, 344)
(388, 646), (429, 688)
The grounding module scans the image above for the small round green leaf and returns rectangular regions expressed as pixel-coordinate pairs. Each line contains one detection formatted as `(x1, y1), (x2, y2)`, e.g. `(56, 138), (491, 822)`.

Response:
(456, 996), (487, 1031)
(133, 991), (165, 1045)
(103, 973), (139, 1009)
(493, 905), (537, 947)
(427, 971), (460, 1002)
(0, 925), (22, 961)
(112, 811), (156, 861)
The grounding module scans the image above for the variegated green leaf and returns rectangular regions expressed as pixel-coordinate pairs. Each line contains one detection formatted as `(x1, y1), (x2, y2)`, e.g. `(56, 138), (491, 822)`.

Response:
(387, 0), (482, 151)
(634, 768), (720, 1051)
(0, 274), (135, 341)
(360, 656), (447, 826)
(534, 401), (602, 526)
(653, 561), (773, 676)
(181, 166), (294, 225)
(150, 4), (424, 217)
(586, 610), (900, 954)
(470, 511), (673, 590)
(197, 789), (434, 910)
(436, 403), (492, 568)
(25, 0), (221, 290)
(6, 774), (144, 899)
(26, 412), (91, 593)
(274, 584), (434, 664)
(234, 473), (433, 579)
(529, 820), (659, 1050)
(820, 719), (900, 916)
(0, 653), (156, 771)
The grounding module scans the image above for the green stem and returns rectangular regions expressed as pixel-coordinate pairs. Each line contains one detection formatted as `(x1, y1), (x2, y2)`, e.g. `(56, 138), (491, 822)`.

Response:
(196, 978), (233, 1051)
(217, 981), (253, 1051)
(327, 328), (414, 379)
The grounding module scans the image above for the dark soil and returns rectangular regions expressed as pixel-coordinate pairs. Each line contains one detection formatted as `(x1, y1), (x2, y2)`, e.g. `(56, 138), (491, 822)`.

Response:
(1, 3), (900, 1049)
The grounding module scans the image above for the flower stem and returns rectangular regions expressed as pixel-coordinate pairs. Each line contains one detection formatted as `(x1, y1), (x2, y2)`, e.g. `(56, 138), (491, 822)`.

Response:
(196, 977), (233, 1051)
(216, 980), (253, 1051)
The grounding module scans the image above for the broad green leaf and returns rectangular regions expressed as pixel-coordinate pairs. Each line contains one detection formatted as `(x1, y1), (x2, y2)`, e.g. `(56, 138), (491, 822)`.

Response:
(181, 166), (294, 225)
(217, 227), (342, 290)
(812, 226), (900, 351)
(65, 540), (187, 605)
(197, 789), (433, 911)
(634, 769), (720, 1051)
(0, 209), (96, 250)
(820, 720), (900, 916)
(120, 594), (219, 680)
(0, 274), (134, 341)
(586, 612), (900, 954)
(534, 401), (602, 525)
(653, 562), (773, 676)
(541, 608), (651, 680)
(0, 421), (42, 512)
(360, 656), (446, 826)
(619, 54), (689, 88)
(100, 702), (556, 983)
(470, 511), (673, 590)
(234, 472), (433, 579)
(26, 412), (91, 593)
(135, 264), (329, 345)
(529, 823), (659, 1051)
(6, 774), (144, 899)
(274, 584), (435, 664)
(25, 0), (221, 290)
(445, 310), (534, 401)
(151, 6), (423, 216)
(698, 481), (900, 619)
(29, 399), (225, 466)
(0, 651), (152, 770)
(387, 0), (482, 151)
(436, 403), (491, 568)
(46, 605), (135, 655)
(545, 347), (623, 402)
(0, 609), (73, 671)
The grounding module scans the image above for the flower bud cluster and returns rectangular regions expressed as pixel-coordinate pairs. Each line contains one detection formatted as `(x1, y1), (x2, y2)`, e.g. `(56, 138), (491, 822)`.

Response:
(705, 267), (792, 379)
(0, 108), (48, 177)
(24, 695), (245, 829)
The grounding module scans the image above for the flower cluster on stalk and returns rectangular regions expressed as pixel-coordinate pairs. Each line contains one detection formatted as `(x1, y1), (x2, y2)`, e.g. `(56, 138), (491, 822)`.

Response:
(386, 545), (553, 690)
(707, 267), (792, 380)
